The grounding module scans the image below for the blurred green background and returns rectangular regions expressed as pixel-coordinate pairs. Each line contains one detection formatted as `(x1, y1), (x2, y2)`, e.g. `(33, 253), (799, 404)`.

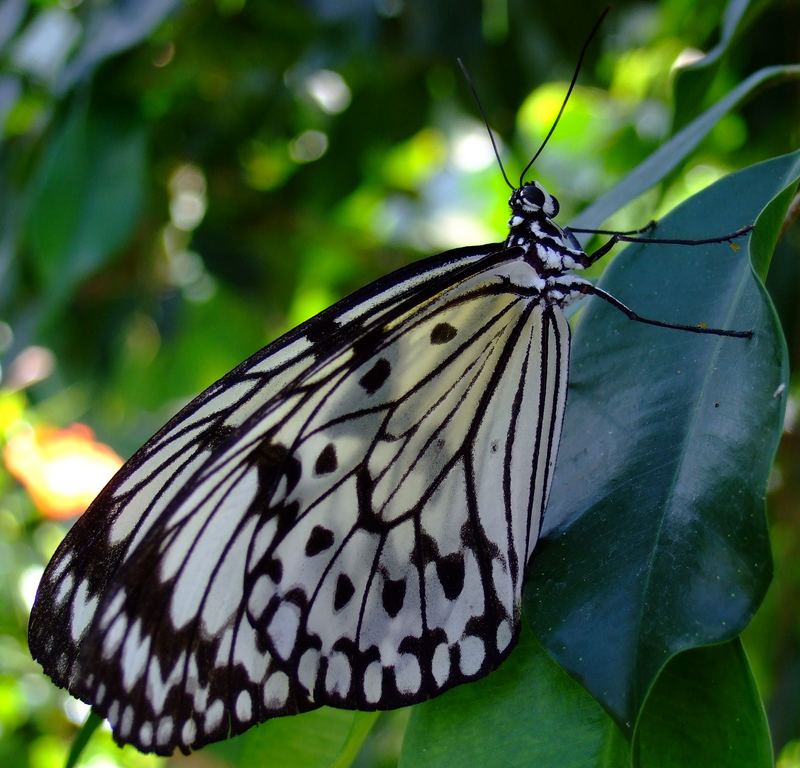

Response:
(0, 0), (798, 766)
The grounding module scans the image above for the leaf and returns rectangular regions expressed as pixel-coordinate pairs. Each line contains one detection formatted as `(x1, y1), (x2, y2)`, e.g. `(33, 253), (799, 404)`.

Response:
(671, 0), (769, 131)
(63, 711), (102, 768)
(400, 630), (770, 768)
(208, 708), (379, 768)
(635, 640), (772, 768)
(333, 711), (382, 768)
(400, 625), (629, 768)
(524, 150), (798, 733)
(23, 102), (146, 307)
(572, 65), (800, 231)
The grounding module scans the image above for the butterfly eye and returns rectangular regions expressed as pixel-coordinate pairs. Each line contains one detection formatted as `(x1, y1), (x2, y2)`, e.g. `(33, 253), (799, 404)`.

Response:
(523, 185), (545, 208)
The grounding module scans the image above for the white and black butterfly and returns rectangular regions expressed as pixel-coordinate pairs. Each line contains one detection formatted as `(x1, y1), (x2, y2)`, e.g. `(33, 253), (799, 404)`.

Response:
(27, 15), (752, 757)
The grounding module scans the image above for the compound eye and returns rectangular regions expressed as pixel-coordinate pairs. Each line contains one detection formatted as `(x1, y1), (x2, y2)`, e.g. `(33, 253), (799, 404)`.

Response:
(523, 184), (545, 208)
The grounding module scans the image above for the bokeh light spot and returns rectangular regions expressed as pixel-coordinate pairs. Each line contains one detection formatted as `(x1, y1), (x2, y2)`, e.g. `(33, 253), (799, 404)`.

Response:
(290, 130), (329, 163)
(3, 424), (123, 520)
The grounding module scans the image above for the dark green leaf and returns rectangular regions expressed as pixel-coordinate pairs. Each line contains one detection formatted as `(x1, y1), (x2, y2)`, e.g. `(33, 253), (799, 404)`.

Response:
(400, 626), (629, 768)
(671, 0), (766, 131)
(636, 640), (772, 768)
(401, 632), (771, 768)
(525, 151), (798, 732)
(63, 711), (102, 768)
(23, 103), (146, 307)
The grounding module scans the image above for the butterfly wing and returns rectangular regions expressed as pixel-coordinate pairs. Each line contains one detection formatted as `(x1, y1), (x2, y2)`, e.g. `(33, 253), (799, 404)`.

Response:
(29, 243), (495, 685)
(29, 244), (570, 754)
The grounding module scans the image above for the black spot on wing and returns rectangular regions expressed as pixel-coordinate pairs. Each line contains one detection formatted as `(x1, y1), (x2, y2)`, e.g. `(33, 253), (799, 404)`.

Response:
(350, 326), (387, 362)
(430, 322), (457, 344)
(273, 501), (300, 537)
(334, 574), (355, 611)
(305, 315), (341, 346)
(460, 520), (500, 559)
(265, 557), (283, 583)
(359, 358), (391, 394)
(382, 576), (406, 618)
(250, 441), (302, 495)
(305, 525), (335, 556)
(411, 532), (440, 568)
(355, 468), (386, 534)
(436, 553), (466, 600)
(314, 443), (338, 475)
(197, 422), (236, 452)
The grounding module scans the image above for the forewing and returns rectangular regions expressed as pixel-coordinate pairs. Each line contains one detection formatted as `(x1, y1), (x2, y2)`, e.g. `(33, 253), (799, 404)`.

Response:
(28, 244), (495, 683)
(29, 245), (570, 754)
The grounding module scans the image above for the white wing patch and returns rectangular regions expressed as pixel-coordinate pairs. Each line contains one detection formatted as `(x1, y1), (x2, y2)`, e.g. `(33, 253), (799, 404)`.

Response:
(29, 244), (571, 755)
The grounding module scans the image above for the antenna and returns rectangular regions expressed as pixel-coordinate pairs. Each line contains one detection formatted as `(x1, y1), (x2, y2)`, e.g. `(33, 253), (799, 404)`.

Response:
(457, 57), (515, 191)
(518, 6), (610, 186)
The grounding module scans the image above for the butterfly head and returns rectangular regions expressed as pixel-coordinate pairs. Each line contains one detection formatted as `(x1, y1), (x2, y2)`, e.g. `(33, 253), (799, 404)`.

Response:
(511, 181), (560, 219)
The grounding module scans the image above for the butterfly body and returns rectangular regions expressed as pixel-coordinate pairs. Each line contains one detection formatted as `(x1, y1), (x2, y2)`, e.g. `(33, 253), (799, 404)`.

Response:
(29, 181), (582, 754)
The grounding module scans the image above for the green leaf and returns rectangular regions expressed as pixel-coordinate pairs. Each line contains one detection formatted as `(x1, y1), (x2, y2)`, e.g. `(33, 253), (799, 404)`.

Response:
(208, 708), (379, 768)
(636, 640), (772, 768)
(572, 65), (800, 230)
(400, 625), (629, 768)
(63, 711), (102, 768)
(333, 711), (383, 768)
(400, 631), (770, 768)
(525, 150), (797, 733)
(23, 101), (146, 307)
(671, 0), (752, 126)
(671, 0), (769, 131)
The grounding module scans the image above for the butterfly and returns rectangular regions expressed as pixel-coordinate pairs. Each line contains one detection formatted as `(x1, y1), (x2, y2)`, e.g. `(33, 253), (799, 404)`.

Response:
(27, 12), (752, 757)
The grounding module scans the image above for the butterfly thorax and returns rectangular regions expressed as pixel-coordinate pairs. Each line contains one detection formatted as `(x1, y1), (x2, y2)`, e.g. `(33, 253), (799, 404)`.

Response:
(503, 181), (588, 306)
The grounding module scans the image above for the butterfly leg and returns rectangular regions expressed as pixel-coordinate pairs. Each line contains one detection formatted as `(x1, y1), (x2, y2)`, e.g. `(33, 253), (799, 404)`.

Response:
(566, 281), (752, 338)
(567, 220), (657, 238)
(577, 224), (753, 268)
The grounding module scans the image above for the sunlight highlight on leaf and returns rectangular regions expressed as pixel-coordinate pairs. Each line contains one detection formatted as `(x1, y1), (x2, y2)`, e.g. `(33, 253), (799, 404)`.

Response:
(383, 127), (447, 189)
(517, 84), (612, 156)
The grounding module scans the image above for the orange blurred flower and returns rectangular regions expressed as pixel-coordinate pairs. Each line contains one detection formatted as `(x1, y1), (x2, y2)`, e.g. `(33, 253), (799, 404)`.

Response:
(3, 423), (123, 519)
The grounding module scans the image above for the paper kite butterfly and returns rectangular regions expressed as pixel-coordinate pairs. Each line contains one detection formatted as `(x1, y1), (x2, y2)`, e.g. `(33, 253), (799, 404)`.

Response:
(27, 11), (752, 756)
